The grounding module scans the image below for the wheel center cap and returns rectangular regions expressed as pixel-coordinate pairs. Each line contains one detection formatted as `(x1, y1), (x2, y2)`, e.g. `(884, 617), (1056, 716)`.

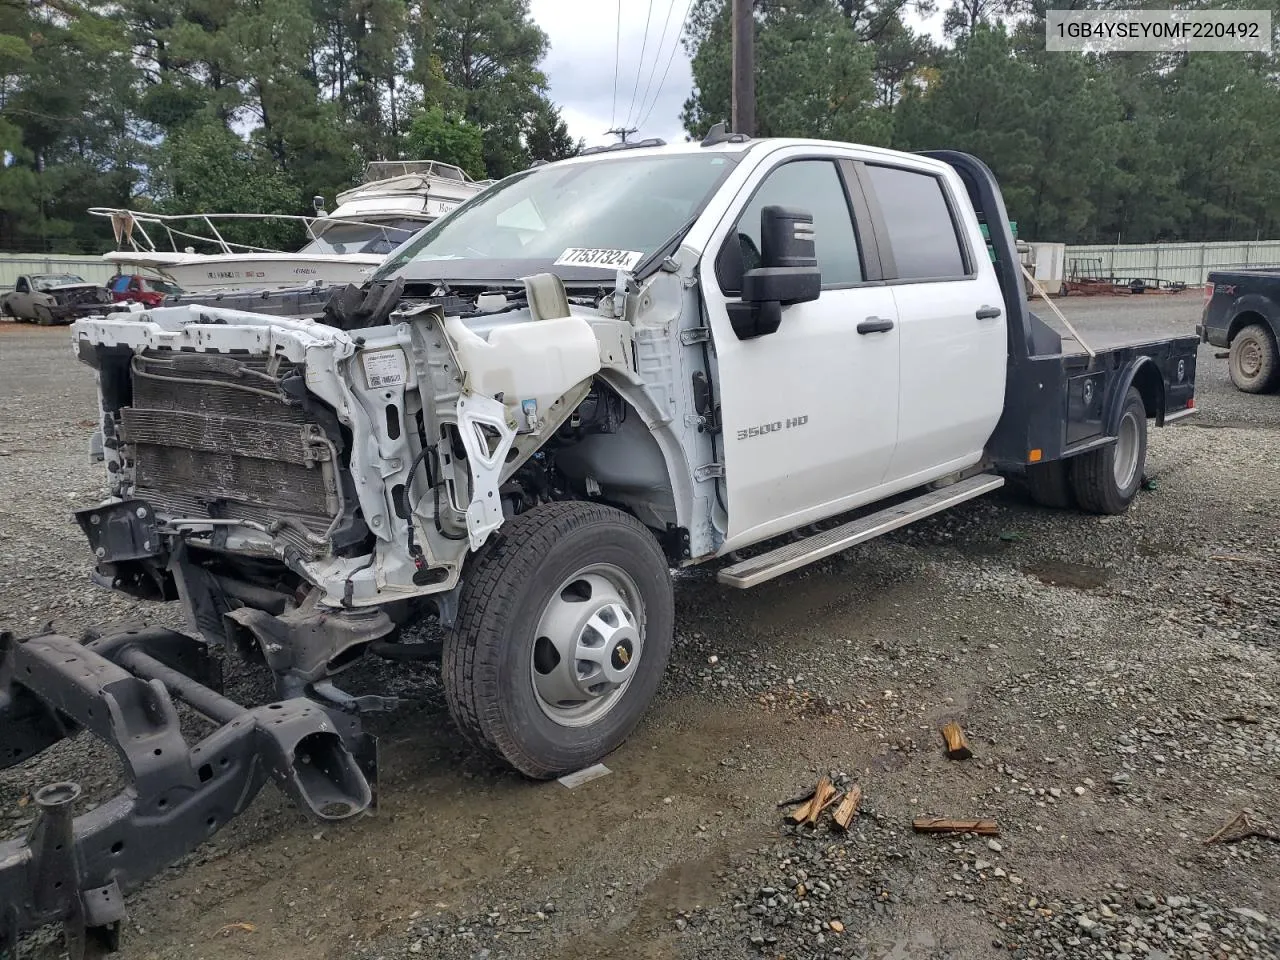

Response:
(611, 638), (634, 670)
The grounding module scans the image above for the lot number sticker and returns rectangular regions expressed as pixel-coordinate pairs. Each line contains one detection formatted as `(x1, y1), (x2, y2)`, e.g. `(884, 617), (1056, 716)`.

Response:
(362, 348), (408, 389)
(554, 248), (644, 271)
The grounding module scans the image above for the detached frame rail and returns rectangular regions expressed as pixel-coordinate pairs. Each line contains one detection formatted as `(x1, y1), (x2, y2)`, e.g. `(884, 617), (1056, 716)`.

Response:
(0, 627), (376, 959)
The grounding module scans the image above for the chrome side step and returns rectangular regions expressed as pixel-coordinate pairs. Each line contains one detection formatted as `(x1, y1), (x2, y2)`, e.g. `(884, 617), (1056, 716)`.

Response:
(717, 473), (1005, 589)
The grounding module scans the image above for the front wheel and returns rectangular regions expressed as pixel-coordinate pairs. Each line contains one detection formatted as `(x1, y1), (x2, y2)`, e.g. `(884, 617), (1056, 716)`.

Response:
(1070, 386), (1148, 515)
(443, 501), (675, 779)
(1228, 323), (1279, 394)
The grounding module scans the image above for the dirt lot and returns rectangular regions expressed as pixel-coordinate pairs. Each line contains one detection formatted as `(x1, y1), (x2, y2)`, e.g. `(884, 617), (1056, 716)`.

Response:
(1, 294), (1277, 960)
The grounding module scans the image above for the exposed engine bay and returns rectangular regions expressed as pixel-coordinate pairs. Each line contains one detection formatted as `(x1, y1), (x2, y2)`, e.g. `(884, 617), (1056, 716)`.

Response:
(70, 268), (711, 701)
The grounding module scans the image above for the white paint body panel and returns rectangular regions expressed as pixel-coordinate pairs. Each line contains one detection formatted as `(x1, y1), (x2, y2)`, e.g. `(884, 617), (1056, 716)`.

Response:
(884, 278), (1007, 484)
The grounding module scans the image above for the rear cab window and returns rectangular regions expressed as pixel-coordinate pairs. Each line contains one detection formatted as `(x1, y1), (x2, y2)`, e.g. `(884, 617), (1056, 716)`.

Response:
(862, 164), (972, 281)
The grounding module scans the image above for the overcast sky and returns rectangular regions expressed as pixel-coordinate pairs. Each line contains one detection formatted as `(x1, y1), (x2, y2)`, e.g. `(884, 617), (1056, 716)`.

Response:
(529, 2), (950, 149)
(529, 0), (697, 148)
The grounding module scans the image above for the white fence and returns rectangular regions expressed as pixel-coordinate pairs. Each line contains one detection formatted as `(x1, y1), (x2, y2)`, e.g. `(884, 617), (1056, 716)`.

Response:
(0, 254), (115, 291)
(1062, 240), (1280, 286)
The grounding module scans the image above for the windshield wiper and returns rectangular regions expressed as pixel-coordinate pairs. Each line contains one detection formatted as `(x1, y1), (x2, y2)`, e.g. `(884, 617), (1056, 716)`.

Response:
(632, 213), (701, 279)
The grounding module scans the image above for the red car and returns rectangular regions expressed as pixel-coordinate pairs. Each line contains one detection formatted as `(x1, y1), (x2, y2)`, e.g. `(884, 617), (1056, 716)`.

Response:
(107, 273), (182, 306)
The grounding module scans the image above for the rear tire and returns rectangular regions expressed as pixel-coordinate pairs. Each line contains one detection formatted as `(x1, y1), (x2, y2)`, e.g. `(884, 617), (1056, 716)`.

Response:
(1070, 386), (1148, 515)
(1026, 460), (1074, 509)
(443, 501), (675, 779)
(1228, 323), (1279, 394)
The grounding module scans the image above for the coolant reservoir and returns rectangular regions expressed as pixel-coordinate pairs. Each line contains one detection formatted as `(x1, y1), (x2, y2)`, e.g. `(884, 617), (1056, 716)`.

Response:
(443, 314), (601, 432)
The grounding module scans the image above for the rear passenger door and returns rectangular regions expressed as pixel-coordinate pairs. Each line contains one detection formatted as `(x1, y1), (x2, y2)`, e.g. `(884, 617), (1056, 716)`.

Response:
(859, 162), (1007, 485)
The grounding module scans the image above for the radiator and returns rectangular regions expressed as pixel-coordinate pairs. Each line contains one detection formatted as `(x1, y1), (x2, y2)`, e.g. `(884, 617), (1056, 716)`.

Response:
(119, 350), (343, 557)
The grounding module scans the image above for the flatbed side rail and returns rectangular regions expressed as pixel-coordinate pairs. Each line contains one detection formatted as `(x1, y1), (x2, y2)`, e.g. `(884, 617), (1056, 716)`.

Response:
(0, 628), (376, 959)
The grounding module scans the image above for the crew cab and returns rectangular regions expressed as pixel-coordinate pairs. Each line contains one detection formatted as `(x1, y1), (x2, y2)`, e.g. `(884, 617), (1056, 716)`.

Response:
(0, 132), (1199, 956)
(1199, 269), (1280, 392)
(0, 273), (112, 324)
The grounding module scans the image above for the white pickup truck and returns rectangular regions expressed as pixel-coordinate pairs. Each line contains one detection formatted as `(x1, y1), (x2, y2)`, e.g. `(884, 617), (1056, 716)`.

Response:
(1, 131), (1199, 956)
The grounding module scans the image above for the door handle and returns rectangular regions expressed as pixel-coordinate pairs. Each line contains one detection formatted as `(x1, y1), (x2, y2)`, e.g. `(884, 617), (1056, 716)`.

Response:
(857, 316), (894, 334)
(976, 305), (1002, 320)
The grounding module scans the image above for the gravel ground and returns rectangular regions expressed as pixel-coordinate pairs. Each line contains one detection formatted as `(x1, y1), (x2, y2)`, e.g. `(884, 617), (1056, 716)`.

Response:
(1, 293), (1277, 960)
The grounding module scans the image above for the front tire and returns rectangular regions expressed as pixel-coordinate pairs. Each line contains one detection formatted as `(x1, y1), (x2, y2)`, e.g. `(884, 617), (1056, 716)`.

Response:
(1228, 323), (1279, 393)
(1070, 386), (1148, 515)
(443, 501), (675, 779)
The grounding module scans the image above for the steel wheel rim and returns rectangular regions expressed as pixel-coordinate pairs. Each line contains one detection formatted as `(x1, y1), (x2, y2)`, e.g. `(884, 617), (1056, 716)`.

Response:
(1239, 338), (1262, 378)
(530, 563), (646, 728)
(1114, 410), (1140, 490)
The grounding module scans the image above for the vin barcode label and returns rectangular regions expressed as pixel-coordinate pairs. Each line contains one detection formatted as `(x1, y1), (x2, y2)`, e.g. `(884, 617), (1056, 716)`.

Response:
(361, 348), (408, 389)
(1047, 10), (1271, 52)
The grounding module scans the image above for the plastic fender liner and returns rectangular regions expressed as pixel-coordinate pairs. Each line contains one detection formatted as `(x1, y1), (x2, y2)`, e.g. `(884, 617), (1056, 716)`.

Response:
(0, 628), (375, 958)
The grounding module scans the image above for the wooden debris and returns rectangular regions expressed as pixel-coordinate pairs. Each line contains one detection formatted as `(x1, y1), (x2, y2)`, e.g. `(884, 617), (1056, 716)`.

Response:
(940, 721), (973, 760)
(1204, 810), (1279, 845)
(1221, 713), (1260, 725)
(790, 776), (838, 825)
(832, 785), (862, 830)
(912, 817), (1000, 837)
(218, 923), (257, 936)
(777, 788), (816, 809)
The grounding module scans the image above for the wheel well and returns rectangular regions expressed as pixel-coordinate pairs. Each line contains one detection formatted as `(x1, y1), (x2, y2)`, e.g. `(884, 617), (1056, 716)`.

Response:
(1227, 310), (1274, 344)
(1130, 362), (1164, 421)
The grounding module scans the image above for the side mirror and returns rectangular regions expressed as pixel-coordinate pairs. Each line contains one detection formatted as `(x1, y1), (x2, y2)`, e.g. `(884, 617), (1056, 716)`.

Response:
(728, 205), (821, 340)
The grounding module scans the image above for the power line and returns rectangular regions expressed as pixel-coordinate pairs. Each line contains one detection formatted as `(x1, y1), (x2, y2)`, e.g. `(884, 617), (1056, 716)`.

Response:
(636, 0), (696, 131)
(634, 0), (679, 132)
(610, 0), (622, 127)
(623, 0), (656, 129)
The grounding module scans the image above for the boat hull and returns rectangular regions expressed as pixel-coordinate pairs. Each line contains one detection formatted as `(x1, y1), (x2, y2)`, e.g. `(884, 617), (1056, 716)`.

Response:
(103, 251), (385, 292)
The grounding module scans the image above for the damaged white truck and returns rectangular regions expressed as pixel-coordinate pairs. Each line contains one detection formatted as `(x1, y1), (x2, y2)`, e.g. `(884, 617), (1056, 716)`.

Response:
(1, 130), (1198, 956)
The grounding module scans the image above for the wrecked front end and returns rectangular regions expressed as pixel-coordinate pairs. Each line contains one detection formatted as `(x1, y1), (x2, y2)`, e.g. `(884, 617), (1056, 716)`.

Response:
(0, 286), (624, 954)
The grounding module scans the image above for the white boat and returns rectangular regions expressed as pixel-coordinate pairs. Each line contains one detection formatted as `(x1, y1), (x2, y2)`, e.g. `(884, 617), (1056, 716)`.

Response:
(91, 161), (493, 293)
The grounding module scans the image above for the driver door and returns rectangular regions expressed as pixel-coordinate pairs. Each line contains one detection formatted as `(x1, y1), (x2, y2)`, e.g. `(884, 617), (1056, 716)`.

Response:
(11, 277), (33, 315)
(701, 153), (902, 549)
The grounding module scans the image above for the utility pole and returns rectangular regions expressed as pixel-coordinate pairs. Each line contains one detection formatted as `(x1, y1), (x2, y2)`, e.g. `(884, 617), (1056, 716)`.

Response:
(731, 0), (755, 136)
(605, 126), (638, 143)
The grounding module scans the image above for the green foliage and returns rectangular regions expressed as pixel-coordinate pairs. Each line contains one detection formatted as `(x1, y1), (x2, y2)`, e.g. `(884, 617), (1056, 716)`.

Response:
(682, 0), (1280, 244)
(7, 0), (1280, 254)
(683, 0), (889, 144)
(153, 121), (303, 250)
(405, 106), (486, 180)
(0, 0), (566, 255)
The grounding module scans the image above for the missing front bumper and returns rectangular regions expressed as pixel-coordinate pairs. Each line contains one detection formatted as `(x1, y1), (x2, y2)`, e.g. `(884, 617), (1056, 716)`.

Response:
(0, 627), (376, 958)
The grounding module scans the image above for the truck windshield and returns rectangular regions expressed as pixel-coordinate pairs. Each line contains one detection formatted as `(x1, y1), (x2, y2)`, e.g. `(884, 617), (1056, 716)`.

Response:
(374, 153), (738, 283)
(34, 274), (85, 289)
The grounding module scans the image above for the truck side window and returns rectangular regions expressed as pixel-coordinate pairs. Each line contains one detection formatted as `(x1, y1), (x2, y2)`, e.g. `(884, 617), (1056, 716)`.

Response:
(864, 164), (969, 281)
(15, 277), (28, 294)
(718, 160), (862, 294)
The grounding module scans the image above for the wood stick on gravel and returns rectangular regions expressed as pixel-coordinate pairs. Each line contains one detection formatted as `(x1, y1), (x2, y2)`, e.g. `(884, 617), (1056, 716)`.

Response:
(940, 721), (973, 760)
(912, 817), (1000, 836)
(832, 786), (862, 830)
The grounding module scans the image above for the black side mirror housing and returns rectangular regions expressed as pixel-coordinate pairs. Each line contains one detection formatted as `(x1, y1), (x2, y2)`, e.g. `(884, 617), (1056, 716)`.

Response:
(728, 205), (821, 340)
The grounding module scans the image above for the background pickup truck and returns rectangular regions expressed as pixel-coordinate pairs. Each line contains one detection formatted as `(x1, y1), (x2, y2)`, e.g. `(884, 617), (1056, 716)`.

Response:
(106, 272), (183, 306)
(1, 135), (1200, 957)
(1199, 269), (1280, 392)
(0, 273), (113, 324)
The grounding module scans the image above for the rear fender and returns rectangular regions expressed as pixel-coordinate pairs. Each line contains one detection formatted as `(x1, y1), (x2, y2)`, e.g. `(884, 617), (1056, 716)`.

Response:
(1225, 295), (1280, 342)
(1106, 357), (1163, 434)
